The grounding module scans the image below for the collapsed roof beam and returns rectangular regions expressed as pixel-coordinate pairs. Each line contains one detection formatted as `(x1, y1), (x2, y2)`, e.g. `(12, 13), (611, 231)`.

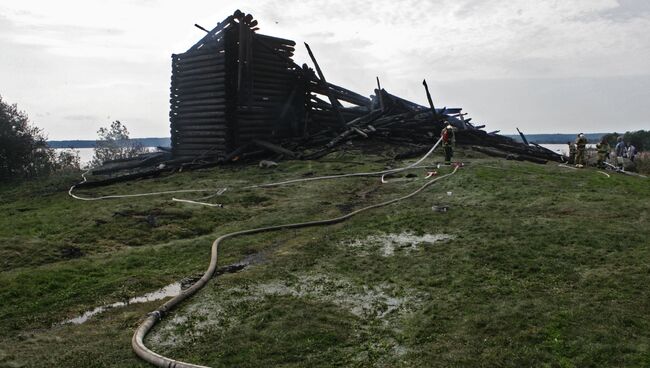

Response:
(304, 42), (347, 127)
(422, 79), (439, 122)
(188, 15), (235, 52)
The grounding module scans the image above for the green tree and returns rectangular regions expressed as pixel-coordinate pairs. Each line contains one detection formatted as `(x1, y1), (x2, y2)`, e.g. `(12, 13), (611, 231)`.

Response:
(90, 120), (148, 167)
(603, 130), (650, 151)
(623, 130), (650, 151)
(54, 149), (82, 172)
(0, 95), (56, 180)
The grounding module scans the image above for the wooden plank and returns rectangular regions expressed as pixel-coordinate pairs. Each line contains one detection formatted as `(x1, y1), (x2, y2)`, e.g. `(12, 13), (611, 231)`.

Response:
(173, 52), (225, 65)
(171, 97), (226, 107)
(256, 33), (296, 47)
(172, 125), (228, 131)
(174, 64), (226, 76)
(170, 91), (226, 101)
(171, 85), (224, 97)
(173, 149), (225, 156)
(176, 137), (227, 144)
(170, 117), (227, 125)
(171, 72), (226, 83)
(173, 130), (227, 137)
(172, 77), (225, 89)
(304, 42), (346, 127)
(252, 139), (296, 157)
(172, 104), (226, 113)
(187, 16), (234, 52)
(171, 111), (226, 119)
(175, 143), (225, 150)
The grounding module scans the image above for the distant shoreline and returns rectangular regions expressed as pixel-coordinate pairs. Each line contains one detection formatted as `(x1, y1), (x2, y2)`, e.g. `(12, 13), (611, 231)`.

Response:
(505, 133), (608, 144)
(48, 134), (607, 148)
(48, 137), (171, 149)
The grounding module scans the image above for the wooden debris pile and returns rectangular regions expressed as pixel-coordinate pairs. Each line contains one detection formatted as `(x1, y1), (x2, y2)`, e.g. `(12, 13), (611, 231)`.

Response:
(83, 9), (564, 183)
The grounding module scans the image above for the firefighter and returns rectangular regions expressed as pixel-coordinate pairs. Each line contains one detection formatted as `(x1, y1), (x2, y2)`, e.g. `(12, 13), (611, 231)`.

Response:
(441, 124), (455, 165)
(568, 141), (577, 164)
(595, 137), (610, 168)
(575, 133), (588, 168)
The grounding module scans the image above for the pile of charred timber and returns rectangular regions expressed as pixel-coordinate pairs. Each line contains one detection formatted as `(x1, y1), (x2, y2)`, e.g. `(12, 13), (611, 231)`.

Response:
(83, 9), (563, 184)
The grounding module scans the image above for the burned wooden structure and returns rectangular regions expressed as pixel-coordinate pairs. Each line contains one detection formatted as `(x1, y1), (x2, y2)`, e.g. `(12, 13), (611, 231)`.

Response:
(169, 10), (561, 165)
(81, 9), (563, 183)
(170, 10), (304, 159)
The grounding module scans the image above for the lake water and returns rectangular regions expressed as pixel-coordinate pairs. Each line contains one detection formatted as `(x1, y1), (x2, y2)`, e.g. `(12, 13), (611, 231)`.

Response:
(57, 144), (587, 165)
(54, 148), (96, 165)
(55, 147), (155, 166)
(539, 143), (596, 156)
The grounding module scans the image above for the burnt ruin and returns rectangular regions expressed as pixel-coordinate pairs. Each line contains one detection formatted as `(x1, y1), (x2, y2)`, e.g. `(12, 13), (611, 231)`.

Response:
(168, 10), (561, 163)
(83, 9), (563, 185)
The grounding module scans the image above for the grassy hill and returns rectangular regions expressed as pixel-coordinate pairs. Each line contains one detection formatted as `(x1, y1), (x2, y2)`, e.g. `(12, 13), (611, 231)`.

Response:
(1, 147), (649, 367)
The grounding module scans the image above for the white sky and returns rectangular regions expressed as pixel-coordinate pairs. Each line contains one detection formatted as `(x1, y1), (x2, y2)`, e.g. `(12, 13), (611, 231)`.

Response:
(0, 0), (648, 139)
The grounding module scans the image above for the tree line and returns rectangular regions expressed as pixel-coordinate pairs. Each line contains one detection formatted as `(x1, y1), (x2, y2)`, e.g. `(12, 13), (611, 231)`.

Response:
(0, 95), (146, 182)
(602, 131), (650, 151)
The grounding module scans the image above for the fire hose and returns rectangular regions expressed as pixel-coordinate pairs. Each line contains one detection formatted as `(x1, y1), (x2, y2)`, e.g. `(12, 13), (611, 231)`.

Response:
(132, 164), (459, 367)
(66, 137), (454, 367)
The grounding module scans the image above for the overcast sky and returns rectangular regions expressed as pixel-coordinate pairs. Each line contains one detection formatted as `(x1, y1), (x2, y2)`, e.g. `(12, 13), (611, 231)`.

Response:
(0, 0), (648, 140)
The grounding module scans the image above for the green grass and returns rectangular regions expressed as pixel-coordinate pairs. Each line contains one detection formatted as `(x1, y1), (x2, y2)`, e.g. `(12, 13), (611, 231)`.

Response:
(1, 149), (649, 367)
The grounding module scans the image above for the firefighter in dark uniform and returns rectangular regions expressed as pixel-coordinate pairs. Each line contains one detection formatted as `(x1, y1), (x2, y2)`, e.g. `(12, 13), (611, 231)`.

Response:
(441, 124), (455, 165)
(595, 137), (610, 168)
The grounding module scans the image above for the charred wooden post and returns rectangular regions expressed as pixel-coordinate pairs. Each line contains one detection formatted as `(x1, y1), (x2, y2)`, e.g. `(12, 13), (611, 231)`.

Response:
(304, 43), (347, 128)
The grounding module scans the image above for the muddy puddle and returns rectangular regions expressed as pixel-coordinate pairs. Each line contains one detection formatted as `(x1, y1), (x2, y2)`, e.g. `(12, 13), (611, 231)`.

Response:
(61, 260), (251, 325)
(149, 274), (425, 349)
(62, 282), (182, 325)
(346, 232), (454, 256)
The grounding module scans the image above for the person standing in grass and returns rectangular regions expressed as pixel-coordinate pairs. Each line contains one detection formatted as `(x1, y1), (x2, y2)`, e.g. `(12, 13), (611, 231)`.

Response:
(441, 124), (455, 165)
(575, 133), (588, 167)
(615, 137), (627, 157)
(596, 137), (610, 168)
(615, 137), (627, 168)
(568, 141), (577, 164)
(628, 144), (637, 162)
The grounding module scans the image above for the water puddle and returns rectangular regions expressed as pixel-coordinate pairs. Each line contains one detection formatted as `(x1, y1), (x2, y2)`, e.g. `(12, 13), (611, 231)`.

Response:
(347, 232), (454, 256)
(63, 283), (181, 325)
(61, 261), (250, 325)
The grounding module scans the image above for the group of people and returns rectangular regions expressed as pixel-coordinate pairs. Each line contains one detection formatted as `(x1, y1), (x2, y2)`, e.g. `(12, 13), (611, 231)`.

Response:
(568, 134), (637, 169)
(439, 126), (637, 170)
(615, 137), (637, 162)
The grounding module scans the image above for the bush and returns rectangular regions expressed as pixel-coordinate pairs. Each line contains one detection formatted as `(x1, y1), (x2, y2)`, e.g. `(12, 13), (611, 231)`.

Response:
(0, 95), (82, 181)
(635, 152), (650, 175)
(54, 149), (82, 172)
(90, 120), (148, 167)
(603, 130), (650, 151)
(1, 95), (52, 180)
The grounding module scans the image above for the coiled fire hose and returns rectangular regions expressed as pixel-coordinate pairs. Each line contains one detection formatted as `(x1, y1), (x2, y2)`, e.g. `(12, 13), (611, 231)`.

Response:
(132, 164), (460, 368)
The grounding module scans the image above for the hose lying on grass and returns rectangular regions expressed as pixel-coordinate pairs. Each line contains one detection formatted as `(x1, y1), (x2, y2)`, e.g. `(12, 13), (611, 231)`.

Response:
(68, 171), (226, 201)
(68, 137), (443, 202)
(245, 137), (443, 188)
(132, 164), (460, 368)
(66, 138), (452, 366)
